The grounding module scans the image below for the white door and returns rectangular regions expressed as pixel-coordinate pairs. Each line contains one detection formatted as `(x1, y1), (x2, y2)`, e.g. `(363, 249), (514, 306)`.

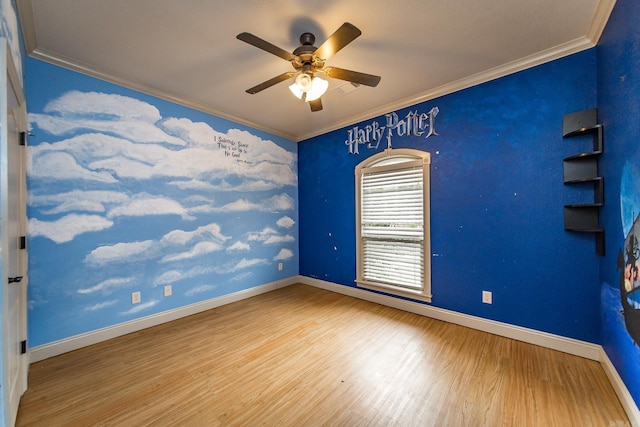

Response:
(1, 39), (28, 427)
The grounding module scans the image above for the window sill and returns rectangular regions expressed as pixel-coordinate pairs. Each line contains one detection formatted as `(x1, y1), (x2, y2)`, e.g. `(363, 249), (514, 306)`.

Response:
(356, 280), (432, 303)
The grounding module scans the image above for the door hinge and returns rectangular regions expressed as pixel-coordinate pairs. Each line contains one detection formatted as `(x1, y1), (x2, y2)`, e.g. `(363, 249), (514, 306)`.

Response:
(8, 276), (23, 284)
(20, 340), (26, 354)
(19, 132), (26, 146)
(20, 236), (26, 250)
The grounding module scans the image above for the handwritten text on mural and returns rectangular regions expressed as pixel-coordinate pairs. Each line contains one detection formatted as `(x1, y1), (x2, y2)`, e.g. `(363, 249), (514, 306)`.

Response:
(216, 136), (253, 165)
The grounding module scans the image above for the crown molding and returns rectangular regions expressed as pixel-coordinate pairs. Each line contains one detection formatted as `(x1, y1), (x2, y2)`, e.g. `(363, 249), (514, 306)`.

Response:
(16, 0), (616, 143)
(588, 0), (618, 43)
(296, 36), (596, 141)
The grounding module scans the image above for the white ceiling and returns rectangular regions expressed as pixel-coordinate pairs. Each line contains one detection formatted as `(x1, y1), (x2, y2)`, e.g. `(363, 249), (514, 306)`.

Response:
(17, 0), (615, 142)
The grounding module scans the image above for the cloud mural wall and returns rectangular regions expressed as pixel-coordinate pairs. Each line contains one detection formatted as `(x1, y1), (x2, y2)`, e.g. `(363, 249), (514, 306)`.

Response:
(1, 0), (22, 83)
(26, 60), (298, 347)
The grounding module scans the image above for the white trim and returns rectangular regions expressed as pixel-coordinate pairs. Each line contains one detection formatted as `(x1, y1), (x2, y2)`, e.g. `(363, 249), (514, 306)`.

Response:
(29, 277), (296, 363)
(299, 275), (640, 423)
(16, 0), (610, 143)
(600, 347), (640, 427)
(587, 0), (618, 44)
(298, 37), (597, 142)
(25, 47), (298, 142)
(27, 274), (640, 424)
(298, 275), (601, 360)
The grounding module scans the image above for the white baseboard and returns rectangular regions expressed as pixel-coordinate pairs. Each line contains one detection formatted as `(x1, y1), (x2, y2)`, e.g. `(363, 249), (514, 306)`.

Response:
(298, 275), (601, 360)
(29, 275), (640, 425)
(298, 275), (640, 424)
(600, 348), (640, 427)
(29, 277), (297, 363)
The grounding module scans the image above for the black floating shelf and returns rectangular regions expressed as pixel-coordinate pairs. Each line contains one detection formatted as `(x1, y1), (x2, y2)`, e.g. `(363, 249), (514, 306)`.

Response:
(562, 109), (605, 256)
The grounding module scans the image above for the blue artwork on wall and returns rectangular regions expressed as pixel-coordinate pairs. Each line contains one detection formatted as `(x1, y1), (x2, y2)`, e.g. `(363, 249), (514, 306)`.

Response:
(26, 60), (298, 347)
(600, 155), (640, 405)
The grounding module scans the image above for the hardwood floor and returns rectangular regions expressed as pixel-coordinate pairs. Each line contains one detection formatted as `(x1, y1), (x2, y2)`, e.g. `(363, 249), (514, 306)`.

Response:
(17, 284), (629, 426)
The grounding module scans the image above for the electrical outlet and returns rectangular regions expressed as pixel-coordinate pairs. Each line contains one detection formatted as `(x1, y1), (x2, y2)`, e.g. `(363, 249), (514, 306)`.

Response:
(131, 291), (141, 304)
(482, 290), (492, 304)
(278, 262), (283, 271)
(164, 285), (172, 297)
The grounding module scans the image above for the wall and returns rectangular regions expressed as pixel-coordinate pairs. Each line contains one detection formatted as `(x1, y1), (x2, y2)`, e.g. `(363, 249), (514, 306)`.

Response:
(597, 0), (640, 409)
(25, 59), (298, 348)
(0, 0), (22, 83)
(299, 49), (600, 343)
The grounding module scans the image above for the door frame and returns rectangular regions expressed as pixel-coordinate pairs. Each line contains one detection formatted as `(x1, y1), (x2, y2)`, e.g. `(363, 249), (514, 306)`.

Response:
(0, 37), (28, 427)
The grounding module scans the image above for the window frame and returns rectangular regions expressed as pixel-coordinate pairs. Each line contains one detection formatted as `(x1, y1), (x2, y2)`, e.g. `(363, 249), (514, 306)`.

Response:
(355, 148), (432, 302)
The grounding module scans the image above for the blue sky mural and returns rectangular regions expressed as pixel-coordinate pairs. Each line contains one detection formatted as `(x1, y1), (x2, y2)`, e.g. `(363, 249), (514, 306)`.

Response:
(26, 63), (298, 347)
(1, 0), (22, 82)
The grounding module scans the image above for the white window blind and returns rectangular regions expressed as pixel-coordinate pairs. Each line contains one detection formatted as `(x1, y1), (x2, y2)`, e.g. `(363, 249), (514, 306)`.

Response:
(360, 165), (424, 290)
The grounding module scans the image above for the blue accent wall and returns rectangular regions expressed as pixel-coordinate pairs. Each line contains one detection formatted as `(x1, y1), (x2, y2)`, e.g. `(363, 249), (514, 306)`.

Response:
(300, 50), (600, 343)
(25, 59), (298, 347)
(597, 0), (640, 408)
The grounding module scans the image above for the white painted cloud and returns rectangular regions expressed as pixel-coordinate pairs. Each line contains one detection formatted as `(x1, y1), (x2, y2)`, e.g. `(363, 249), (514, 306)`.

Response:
(274, 249), (294, 261)
(161, 117), (220, 147)
(154, 270), (183, 286)
(160, 223), (228, 246)
(234, 258), (268, 270)
(276, 216), (296, 229)
(160, 241), (224, 263)
(83, 300), (118, 312)
(230, 272), (253, 282)
(215, 258), (269, 274)
(216, 179), (280, 192)
(167, 179), (216, 191)
(247, 227), (278, 242)
(213, 193), (295, 213)
(228, 241), (250, 251)
(45, 91), (162, 122)
(29, 190), (129, 215)
(265, 193), (295, 211)
(29, 151), (117, 183)
(219, 198), (259, 212)
(264, 234), (295, 245)
(32, 91), (186, 146)
(107, 194), (195, 221)
(29, 214), (114, 243)
(247, 227), (294, 245)
(153, 265), (216, 286)
(185, 285), (216, 297)
(85, 240), (155, 266)
(78, 277), (135, 294)
(120, 299), (159, 315)
(84, 222), (228, 267)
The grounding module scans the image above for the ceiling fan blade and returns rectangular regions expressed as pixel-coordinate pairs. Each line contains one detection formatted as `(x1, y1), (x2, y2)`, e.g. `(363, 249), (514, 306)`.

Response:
(313, 22), (362, 61)
(323, 67), (381, 87)
(237, 32), (297, 62)
(246, 72), (296, 94)
(309, 98), (323, 112)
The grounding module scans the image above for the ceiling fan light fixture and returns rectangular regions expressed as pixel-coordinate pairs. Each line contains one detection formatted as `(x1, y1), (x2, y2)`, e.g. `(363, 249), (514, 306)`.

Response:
(289, 73), (312, 99)
(305, 77), (328, 101)
(289, 73), (328, 102)
(288, 83), (304, 100)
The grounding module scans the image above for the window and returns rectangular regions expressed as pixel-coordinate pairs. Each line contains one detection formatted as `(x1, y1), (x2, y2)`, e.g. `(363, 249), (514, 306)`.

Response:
(355, 148), (431, 302)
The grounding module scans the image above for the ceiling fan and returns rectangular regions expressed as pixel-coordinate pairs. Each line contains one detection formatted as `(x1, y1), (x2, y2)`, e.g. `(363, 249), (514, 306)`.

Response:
(237, 22), (381, 112)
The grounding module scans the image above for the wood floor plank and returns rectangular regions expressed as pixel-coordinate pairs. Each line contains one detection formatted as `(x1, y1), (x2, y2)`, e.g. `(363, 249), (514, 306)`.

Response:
(16, 284), (630, 426)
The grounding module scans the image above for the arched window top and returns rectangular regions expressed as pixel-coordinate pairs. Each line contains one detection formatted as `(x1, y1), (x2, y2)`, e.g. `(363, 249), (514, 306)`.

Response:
(357, 148), (430, 171)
